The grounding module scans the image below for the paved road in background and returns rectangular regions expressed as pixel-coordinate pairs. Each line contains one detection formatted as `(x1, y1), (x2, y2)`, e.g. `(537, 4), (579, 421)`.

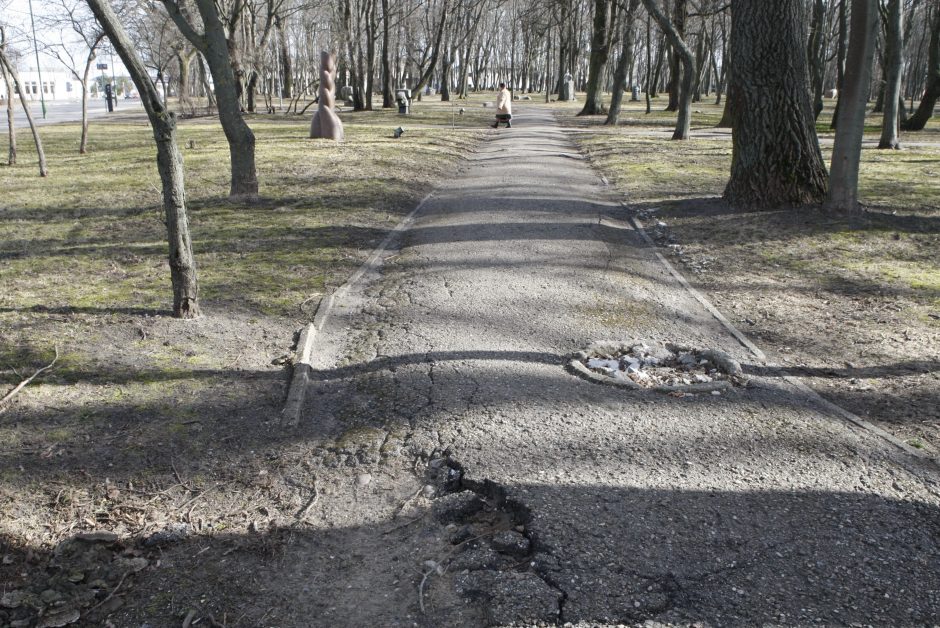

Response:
(3, 98), (144, 126)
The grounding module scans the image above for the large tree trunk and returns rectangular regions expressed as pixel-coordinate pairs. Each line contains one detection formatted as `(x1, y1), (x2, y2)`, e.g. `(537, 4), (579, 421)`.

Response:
(723, 0), (828, 208)
(85, 0), (200, 319)
(0, 34), (47, 177)
(606, 0), (641, 125)
(1, 56), (15, 165)
(642, 0), (695, 140)
(903, 2), (940, 130)
(579, 0), (613, 115)
(161, 0), (258, 200)
(828, 0), (879, 212)
(879, 0), (903, 148)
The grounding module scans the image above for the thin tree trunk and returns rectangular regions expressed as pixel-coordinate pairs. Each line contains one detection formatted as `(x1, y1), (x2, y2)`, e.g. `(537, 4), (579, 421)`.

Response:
(828, 0), (879, 212)
(903, 2), (940, 130)
(831, 0), (849, 128)
(579, 0), (613, 115)
(79, 54), (95, 154)
(644, 12), (653, 113)
(716, 69), (733, 128)
(1, 57), (15, 165)
(85, 0), (200, 318)
(161, 0), (258, 199)
(642, 0), (695, 140)
(808, 0), (827, 119)
(0, 35), (47, 176)
(879, 0), (903, 148)
(276, 15), (293, 99)
(606, 0), (641, 124)
(724, 0), (828, 207)
(412, 0), (450, 95)
(177, 48), (196, 108)
(381, 0), (393, 107)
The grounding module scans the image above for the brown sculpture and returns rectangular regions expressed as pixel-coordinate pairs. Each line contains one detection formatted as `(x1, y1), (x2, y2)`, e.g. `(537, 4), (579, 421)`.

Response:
(310, 51), (344, 141)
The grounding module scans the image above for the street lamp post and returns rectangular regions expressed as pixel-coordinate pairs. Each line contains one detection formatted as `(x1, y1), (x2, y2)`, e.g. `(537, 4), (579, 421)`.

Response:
(27, 0), (46, 118)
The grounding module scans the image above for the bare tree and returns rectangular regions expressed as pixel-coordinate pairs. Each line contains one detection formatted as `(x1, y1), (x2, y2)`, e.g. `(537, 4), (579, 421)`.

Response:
(643, 0), (695, 139)
(41, 0), (104, 154)
(903, 0), (940, 130)
(828, 0), (879, 212)
(605, 0), (641, 124)
(0, 27), (48, 176)
(0, 41), (15, 164)
(579, 0), (615, 115)
(160, 0), (259, 199)
(85, 0), (201, 318)
(879, 0), (903, 148)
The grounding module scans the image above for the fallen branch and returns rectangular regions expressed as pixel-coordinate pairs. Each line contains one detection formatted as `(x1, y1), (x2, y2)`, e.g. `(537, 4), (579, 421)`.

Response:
(181, 609), (197, 628)
(171, 459), (197, 493)
(382, 511), (428, 536)
(88, 570), (130, 614)
(295, 476), (319, 520)
(0, 345), (58, 413)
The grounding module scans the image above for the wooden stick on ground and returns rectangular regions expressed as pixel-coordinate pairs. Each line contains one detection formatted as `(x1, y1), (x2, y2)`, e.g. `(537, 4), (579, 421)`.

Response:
(0, 345), (59, 413)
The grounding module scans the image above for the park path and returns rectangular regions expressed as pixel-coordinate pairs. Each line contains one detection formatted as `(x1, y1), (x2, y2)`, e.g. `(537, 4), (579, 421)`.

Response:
(289, 108), (940, 626)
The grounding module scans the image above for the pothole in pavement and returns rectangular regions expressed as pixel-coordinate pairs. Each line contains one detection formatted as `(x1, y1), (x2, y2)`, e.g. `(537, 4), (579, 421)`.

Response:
(419, 456), (566, 625)
(567, 340), (748, 394)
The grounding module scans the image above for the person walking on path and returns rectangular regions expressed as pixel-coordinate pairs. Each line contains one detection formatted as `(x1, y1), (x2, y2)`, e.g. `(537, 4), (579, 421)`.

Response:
(493, 82), (512, 128)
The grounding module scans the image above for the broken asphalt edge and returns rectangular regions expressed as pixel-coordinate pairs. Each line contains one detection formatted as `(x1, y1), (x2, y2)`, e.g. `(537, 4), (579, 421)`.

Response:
(280, 190), (437, 427)
(625, 206), (939, 470)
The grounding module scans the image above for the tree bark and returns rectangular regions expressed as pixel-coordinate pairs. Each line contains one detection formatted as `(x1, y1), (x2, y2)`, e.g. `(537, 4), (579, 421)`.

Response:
(606, 0), (641, 124)
(85, 0), (200, 318)
(642, 0), (695, 139)
(828, 0), (879, 212)
(903, 2), (940, 130)
(723, 0), (828, 208)
(879, 0), (903, 148)
(0, 32), (47, 177)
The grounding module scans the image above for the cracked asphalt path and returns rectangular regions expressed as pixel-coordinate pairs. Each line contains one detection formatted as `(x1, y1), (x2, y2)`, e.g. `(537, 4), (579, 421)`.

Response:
(297, 108), (940, 626)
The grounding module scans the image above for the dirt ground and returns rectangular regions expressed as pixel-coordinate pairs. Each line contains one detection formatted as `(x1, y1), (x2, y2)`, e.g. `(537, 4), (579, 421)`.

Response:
(0, 101), (490, 627)
(643, 201), (940, 455)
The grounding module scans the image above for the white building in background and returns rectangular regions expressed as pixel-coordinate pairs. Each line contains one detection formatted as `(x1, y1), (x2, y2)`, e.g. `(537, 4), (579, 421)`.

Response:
(0, 64), (92, 102)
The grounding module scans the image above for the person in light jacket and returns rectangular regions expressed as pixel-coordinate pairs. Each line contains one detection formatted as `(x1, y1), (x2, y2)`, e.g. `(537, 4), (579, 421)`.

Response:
(493, 82), (512, 129)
